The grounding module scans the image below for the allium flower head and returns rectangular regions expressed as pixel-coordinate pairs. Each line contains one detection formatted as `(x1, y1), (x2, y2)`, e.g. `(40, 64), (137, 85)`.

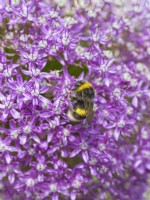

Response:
(0, 0), (150, 200)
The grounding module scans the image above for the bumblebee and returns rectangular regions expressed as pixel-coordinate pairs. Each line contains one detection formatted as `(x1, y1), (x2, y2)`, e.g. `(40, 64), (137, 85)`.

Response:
(67, 81), (95, 124)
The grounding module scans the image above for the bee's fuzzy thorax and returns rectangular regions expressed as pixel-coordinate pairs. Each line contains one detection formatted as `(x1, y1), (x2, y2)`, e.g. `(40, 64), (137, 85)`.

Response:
(76, 82), (92, 92)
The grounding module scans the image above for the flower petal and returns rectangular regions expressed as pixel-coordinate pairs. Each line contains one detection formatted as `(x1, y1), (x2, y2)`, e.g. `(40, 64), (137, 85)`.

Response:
(82, 151), (89, 163)
(114, 127), (120, 141)
(70, 148), (81, 158)
(8, 173), (15, 184)
(10, 109), (21, 119)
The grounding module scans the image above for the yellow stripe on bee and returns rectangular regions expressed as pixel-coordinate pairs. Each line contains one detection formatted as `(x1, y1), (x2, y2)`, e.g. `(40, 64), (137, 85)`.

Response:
(75, 108), (87, 116)
(77, 82), (92, 91)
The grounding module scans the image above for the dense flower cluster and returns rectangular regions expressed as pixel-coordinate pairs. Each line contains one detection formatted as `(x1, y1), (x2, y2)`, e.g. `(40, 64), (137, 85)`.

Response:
(0, 0), (150, 200)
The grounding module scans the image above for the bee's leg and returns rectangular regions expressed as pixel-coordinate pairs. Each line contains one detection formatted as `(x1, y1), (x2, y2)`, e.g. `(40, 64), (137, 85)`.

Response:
(68, 89), (77, 101)
(69, 96), (79, 107)
(70, 96), (76, 101)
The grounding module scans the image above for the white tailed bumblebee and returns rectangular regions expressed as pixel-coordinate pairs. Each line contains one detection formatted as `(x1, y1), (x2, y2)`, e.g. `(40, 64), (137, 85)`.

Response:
(67, 81), (95, 124)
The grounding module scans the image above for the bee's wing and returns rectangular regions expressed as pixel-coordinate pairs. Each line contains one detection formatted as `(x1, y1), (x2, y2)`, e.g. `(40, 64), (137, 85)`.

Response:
(81, 91), (94, 124)
(86, 101), (94, 125)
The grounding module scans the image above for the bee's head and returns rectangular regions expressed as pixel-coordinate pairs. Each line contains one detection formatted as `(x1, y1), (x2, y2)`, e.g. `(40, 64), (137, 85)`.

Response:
(74, 80), (84, 88)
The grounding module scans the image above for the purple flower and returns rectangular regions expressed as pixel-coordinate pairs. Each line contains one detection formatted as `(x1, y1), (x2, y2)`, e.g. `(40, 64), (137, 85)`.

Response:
(0, 0), (149, 200)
